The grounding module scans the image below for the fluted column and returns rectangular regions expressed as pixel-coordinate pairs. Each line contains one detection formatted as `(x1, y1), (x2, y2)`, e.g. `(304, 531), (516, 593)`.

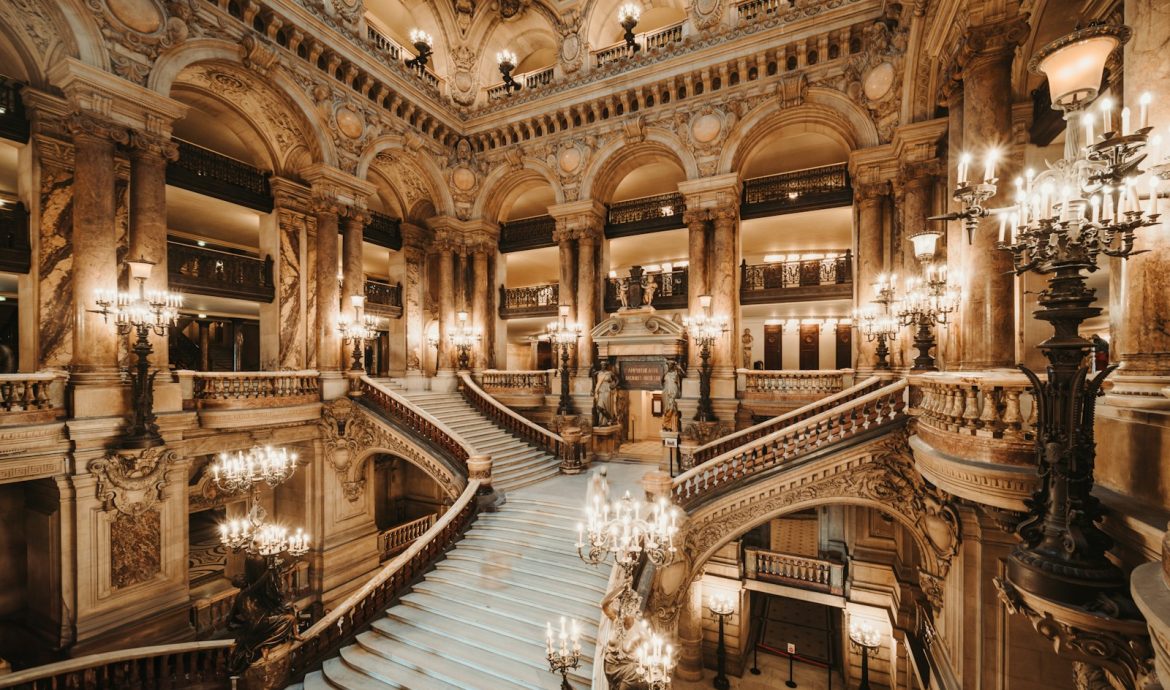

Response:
(127, 131), (179, 371)
(69, 114), (127, 383)
(472, 246), (490, 370)
(576, 231), (599, 374)
(957, 16), (1028, 370)
(710, 205), (740, 376)
(341, 210), (365, 319)
(853, 182), (888, 372)
(437, 240), (456, 373)
(684, 209), (710, 371)
(315, 200), (341, 373)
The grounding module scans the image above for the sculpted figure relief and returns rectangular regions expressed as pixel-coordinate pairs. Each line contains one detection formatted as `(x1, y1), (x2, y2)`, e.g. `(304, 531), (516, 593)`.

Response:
(741, 328), (753, 369)
(641, 273), (658, 306)
(594, 362), (618, 426)
(661, 361), (681, 432)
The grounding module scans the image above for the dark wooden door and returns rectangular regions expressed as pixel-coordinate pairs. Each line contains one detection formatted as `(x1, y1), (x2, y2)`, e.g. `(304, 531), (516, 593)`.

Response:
(835, 324), (853, 369)
(764, 324), (783, 370)
(536, 341), (553, 369)
(799, 324), (820, 370)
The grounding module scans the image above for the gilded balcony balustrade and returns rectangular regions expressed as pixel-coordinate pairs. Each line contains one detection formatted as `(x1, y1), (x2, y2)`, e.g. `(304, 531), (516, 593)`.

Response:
(481, 369), (552, 409)
(739, 252), (852, 304)
(167, 240), (276, 303)
(179, 370), (321, 410)
(499, 283), (560, 318)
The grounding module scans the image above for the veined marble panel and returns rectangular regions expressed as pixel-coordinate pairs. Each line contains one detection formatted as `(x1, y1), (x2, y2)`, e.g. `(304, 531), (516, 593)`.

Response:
(278, 214), (305, 369)
(111, 508), (162, 589)
(37, 164), (73, 369)
(306, 226), (318, 369)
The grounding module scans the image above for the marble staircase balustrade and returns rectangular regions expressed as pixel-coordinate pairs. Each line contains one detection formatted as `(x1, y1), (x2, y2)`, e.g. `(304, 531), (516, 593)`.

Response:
(359, 376), (473, 472)
(378, 513), (437, 561)
(0, 640), (235, 689)
(739, 368), (855, 401)
(179, 370), (321, 409)
(744, 546), (845, 595)
(0, 371), (66, 425)
(481, 369), (553, 409)
(907, 371), (1040, 512)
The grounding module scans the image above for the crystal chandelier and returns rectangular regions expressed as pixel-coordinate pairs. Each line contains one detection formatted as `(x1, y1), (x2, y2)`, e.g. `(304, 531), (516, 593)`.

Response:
(635, 632), (675, 690)
(577, 491), (679, 572)
(91, 257), (182, 449)
(210, 446), (298, 494)
(211, 445), (309, 561)
(895, 267), (959, 372)
(855, 275), (898, 370)
(683, 294), (728, 423)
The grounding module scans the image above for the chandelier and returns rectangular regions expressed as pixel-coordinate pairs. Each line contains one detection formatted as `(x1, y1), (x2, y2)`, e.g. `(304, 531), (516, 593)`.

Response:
(895, 267), (959, 371)
(405, 29), (434, 71)
(855, 275), (898, 370)
(547, 304), (582, 416)
(618, 3), (641, 52)
(449, 310), (482, 371)
(497, 50), (521, 94)
(211, 445), (309, 561)
(545, 617), (582, 690)
(210, 446), (298, 494)
(684, 294), (728, 423)
(635, 632), (675, 690)
(577, 491), (679, 572)
(92, 257), (182, 449)
(338, 295), (378, 372)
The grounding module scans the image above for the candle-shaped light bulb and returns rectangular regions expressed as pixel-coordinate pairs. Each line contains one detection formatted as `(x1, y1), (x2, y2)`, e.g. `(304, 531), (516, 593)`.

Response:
(957, 153), (971, 187)
(998, 212), (1007, 243)
(1140, 92), (1152, 130)
(983, 149), (998, 183)
(1149, 176), (1160, 217)
(1091, 195), (1101, 224)
(1122, 107), (1132, 136)
(1082, 112), (1094, 145)
(1101, 97), (1115, 133)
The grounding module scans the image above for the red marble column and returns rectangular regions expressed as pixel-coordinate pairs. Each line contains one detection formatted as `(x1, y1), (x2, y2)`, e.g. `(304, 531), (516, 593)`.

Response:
(315, 202), (341, 373)
(684, 209), (709, 371)
(437, 241), (456, 372)
(472, 246), (490, 370)
(710, 206), (740, 376)
(576, 231), (599, 374)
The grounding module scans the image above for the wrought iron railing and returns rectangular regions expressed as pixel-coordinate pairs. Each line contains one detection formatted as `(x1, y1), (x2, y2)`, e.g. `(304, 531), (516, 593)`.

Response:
(269, 482), (479, 684)
(378, 514), (437, 560)
(593, 21), (685, 67)
(740, 252), (851, 304)
(604, 268), (688, 312)
(741, 163), (852, 217)
(606, 192), (686, 236)
(0, 77), (28, 143)
(167, 139), (273, 212)
(499, 282), (559, 318)
(744, 547), (845, 595)
(459, 371), (582, 463)
(365, 279), (403, 317)
(0, 201), (30, 273)
(500, 214), (556, 252)
(681, 376), (888, 473)
(167, 240), (276, 303)
(360, 376), (471, 469)
(487, 66), (556, 100)
(0, 641), (234, 689)
(365, 210), (402, 250)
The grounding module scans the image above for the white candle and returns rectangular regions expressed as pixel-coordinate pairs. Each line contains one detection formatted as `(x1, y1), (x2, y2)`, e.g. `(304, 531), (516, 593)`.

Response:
(998, 212), (1007, 243)
(1152, 134), (1163, 165)
(1149, 176), (1160, 217)
(1103, 186), (1114, 220)
(1009, 213), (1019, 244)
(983, 150), (998, 183)
(1121, 107), (1132, 136)
(1082, 113), (1094, 145)
(1091, 195), (1101, 224)
(1140, 92), (1152, 130)
(1101, 97), (1114, 134)
(957, 154), (970, 187)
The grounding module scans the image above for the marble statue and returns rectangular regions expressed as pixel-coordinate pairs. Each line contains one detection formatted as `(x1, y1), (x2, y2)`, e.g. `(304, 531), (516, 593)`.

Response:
(661, 361), (681, 431)
(641, 273), (658, 305)
(617, 278), (630, 309)
(742, 328), (754, 370)
(594, 363), (618, 425)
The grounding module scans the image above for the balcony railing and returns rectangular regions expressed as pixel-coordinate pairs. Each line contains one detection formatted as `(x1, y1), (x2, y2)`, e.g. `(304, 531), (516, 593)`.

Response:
(487, 66), (556, 100)
(482, 370), (551, 394)
(0, 641), (234, 689)
(365, 25), (443, 91)
(365, 279), (403, 318)
(604, 267), (688, 312)
(365, 210), (402, 250)
(168, 240), (276, 303)
(178, 370), (320, 410)
(910, 372), (1037, 466)
(0, 372), (66, 426)
(745, 547), (845, 595)
(378, 514), (436, 561)
(167, 140), (273, 212)
(500, 214), (556, 252)
(741, 163), (852, 218)
(739, 369), (853, 399)
(593, 21), (685, 68)
(739, 252), (851, 304)
(605, 192), (686, 237)
(499, 283), (559, 318)
(0, 77), (28, 143)
(0, 201), (30, 274)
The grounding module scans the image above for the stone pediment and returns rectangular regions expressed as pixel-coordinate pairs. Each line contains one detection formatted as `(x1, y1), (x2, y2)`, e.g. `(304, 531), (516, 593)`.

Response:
(592, 307), (687, 359)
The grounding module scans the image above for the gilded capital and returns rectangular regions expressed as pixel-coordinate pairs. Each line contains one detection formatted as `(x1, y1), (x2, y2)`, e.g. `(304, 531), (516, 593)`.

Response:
(854, 181), (890, 203)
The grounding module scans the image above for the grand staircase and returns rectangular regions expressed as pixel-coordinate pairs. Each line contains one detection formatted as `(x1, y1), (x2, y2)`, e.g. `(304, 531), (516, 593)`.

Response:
(299, 489), (609, 689)
(378, 381), (561, 492)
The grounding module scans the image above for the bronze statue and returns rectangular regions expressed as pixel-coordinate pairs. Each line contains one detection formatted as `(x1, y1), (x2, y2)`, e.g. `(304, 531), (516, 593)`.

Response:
(227, 555), (302, 673)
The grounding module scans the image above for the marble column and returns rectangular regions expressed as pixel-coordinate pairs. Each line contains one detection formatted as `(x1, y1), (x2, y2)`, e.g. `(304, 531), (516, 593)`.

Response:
(437, 241), (456, 373)
(854, 182), (888, 371)
(576, 232), (599, 374)
(554, 225), (577, 317)
(710, 206), (739, 376)
(401, 226), (427, 380)
(1107, 0), (1170, 405)
(127, 132), (177, 372)
(315, 201), (341, 373)
(471, 246), (490, 370)
(957, 17), (1027, 370)
(684, 209), (710, 371)
(897, 164), (938, 368)
(263, 180), (313, 371)
(341, 211), (365, 319)
(69, 114), (127, 384)
(942, 86), (965, 369)
(675, 578), (704, 681)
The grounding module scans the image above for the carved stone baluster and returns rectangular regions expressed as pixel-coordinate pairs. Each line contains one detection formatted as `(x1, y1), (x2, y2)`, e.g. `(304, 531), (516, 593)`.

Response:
(978, 384), (1000, 433)
(961, 386), (980, 430)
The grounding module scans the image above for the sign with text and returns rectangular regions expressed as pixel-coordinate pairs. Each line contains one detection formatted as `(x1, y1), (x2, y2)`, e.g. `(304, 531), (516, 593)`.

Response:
(619, 359), (666, 390)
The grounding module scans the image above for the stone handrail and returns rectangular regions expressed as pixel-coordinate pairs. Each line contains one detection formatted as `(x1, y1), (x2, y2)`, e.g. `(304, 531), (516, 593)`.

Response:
(378, 513), (437, 560)
(592, 21), (685, 66)
(459, 371), (579, 461)
(359, 376), (472, 468)
(486, 65), (556, 99)
(177, 370), (320, 409)
(481, 369), (552, 393)
(909, 371), (1037, 466)
(744, 547), (845, 595)
(685, 376), (885, 468)
(0, 371), (66, 424)
(0, 640), (234, 688)
(673, 379), (907, 507)
(739, 368), (854, 396)
(271, 481), (480, 683)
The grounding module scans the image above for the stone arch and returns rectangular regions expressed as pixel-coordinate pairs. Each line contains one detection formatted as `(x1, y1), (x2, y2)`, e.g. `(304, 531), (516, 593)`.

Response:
(580, 131), (700, 202)
(149, 40), (336, 174)
(718, 88), (881, 176)
(473, 161), (564, 222)
(649, 429), (960, 626)
(357, 135), (454, 218)
(0, 0), (109, 86)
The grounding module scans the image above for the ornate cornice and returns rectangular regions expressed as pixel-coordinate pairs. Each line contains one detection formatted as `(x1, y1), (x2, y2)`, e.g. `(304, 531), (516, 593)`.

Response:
(88, 446), (177, 515)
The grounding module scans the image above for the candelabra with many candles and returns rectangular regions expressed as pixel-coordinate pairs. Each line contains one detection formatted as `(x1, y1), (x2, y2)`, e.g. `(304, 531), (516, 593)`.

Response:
(855, 275), (898, 370)
(210, 445), (310, 672)
(708, 592), (734, 690)
(449, 310), (481, 371)
(545, 617), (582, 690)
(547, 304), (583, 416)
(848, 618), (883, 690)
(683, 294), (728, 422)
(91, 257), (182, 449)
(635, 632), (675, 690)
(944, 23), (1164, 627)
(338, 295), (378, 372)
(895, 264), (959, 372)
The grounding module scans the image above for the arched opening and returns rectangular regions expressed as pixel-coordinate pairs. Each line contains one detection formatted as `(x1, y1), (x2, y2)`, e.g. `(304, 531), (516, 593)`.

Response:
(496, 178), (557, 371)
(371, 454), (448, 559)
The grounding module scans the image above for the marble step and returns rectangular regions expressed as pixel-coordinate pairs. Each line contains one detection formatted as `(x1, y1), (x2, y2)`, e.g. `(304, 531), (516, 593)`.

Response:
(418, 570), (601, 621)
(429, 560), (601, 609)
(337, 644), (462, 690)
(441, 550), (607, 591)
(394, 589), (602, 646)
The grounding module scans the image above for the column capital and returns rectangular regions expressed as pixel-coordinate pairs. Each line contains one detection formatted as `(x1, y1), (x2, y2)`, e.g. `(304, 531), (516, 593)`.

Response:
(548, 199), (606, 239)
(892, 117), (948, 166)
(127, 130), (178, 162)
(401, 222), (431, 250)
(270, 176), (313, 215)
(66, 112), (129, 145)
(958, 16), (1030, 74)
(854, 181), (891, 203)
(678, 173), (741, 211)
(302, 163), (377, 211)
(49, 57), (187, 137)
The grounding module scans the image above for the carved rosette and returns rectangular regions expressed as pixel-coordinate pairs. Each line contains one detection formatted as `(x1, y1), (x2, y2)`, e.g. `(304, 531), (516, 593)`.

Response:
(689, 0), (724, 30)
